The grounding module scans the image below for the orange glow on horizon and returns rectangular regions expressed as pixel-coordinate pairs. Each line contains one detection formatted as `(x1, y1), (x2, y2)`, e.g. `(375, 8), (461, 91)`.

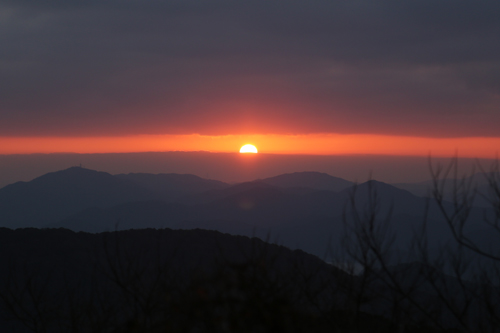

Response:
(0, 134), (498, 158)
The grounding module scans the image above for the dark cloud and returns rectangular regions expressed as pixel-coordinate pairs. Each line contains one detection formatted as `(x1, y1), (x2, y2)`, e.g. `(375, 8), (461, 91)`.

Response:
(0, 0), (499, 137)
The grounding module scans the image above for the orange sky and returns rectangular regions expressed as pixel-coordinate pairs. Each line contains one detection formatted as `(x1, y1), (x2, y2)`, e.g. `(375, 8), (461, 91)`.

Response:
(0, 134), (498, 158)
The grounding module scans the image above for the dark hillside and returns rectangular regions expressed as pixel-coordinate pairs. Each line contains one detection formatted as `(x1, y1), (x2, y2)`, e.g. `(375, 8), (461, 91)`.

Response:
(0, 228), (350, 332)
(0, 228), (455, 332)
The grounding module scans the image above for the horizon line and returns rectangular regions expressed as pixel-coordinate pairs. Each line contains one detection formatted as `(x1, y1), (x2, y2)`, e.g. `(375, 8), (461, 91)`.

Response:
(0, 133), (498, 158)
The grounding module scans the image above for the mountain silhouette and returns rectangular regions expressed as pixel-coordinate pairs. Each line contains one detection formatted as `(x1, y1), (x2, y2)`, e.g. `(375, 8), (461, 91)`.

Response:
(0, 169), (496, 331)
(259, 171), (354, 191)
(0, 167), (491, 261)
(0, 167), (158, 228)
(115, 172), (229, 201)
(178, 180), (278, 205)
(49, 177), (462, 259)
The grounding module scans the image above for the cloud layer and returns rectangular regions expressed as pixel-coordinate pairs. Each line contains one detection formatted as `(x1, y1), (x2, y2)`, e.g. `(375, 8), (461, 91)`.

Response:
(1, 0), (499, 137)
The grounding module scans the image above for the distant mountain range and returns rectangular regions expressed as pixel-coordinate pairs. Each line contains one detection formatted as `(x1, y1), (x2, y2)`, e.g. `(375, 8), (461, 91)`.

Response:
(0, 169), (496, 331)
(0, 167), (157, 229)
(0, 167), (494, 260)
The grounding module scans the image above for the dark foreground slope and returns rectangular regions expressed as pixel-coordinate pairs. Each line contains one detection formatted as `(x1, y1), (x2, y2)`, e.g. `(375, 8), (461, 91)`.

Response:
(0, 228), (446, 333)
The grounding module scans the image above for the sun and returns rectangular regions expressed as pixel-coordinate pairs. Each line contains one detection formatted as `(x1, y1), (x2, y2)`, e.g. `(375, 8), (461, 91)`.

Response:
(239, 144), (258, 153)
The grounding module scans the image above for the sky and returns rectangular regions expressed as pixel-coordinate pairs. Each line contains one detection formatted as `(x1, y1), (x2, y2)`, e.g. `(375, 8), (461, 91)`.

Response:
(1, 0), (500, 157)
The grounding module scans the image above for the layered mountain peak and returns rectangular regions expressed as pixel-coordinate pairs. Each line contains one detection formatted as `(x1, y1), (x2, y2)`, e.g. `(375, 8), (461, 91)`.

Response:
(259, 171), (354, 192)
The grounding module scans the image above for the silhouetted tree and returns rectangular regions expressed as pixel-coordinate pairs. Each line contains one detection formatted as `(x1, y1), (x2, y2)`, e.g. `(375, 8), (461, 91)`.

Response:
(338, 157), (500, 332)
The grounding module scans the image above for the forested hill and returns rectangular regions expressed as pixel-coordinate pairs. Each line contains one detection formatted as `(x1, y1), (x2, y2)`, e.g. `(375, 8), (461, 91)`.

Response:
(0, 227), (395, 332)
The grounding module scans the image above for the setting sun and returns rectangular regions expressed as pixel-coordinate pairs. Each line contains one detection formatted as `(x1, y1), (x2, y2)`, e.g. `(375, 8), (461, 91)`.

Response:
(239, 144), (258, 153)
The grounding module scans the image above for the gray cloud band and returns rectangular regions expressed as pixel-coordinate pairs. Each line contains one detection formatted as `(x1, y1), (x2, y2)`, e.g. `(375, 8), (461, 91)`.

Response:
(0, 0), (499, 137)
